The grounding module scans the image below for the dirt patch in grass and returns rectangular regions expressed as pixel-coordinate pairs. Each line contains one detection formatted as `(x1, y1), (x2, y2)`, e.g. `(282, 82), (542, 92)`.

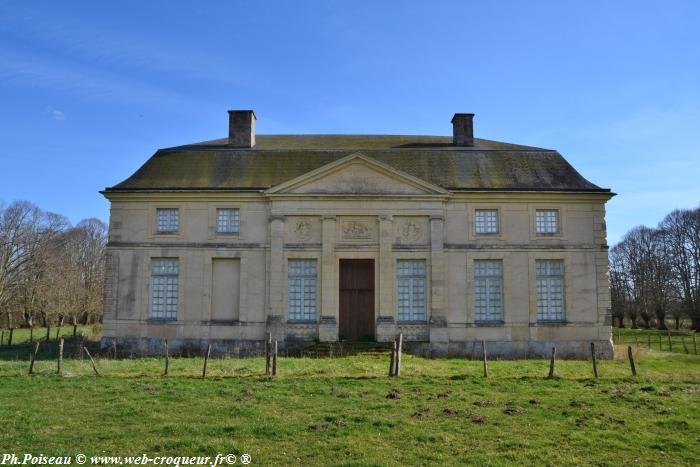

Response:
(308, 423), (328, 432)
(411, 407), (431, 419)
(468, 412), (487, 424)
(503, 405), (526, 416)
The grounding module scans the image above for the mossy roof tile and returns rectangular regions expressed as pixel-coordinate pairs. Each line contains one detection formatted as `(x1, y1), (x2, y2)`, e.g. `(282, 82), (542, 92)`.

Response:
(107, 135), (608, 192)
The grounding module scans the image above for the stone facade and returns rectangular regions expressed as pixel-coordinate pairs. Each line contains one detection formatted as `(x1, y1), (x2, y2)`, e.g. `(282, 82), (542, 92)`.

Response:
(101, 113), (615, 358)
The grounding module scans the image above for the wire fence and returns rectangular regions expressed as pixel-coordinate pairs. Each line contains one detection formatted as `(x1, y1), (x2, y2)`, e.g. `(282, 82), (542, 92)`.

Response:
(612, 327), (698, 355)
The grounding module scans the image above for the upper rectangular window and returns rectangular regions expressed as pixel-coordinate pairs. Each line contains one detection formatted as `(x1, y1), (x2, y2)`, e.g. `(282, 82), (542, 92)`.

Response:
(474, 260), (503, 322)
(216, 208), (240, 234)
(397, 259), (427, 322)
(150, 258), (178, 320)
(288, 259), (317, 321)
(156, 208), (179, 234)
(475, 209), (499, 235)
(536, 260), (565, 321)
(535, 209), (560, 235)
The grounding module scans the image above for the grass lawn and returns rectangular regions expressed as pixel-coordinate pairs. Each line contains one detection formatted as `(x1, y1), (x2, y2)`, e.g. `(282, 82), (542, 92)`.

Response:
(0, 343), (698, 466)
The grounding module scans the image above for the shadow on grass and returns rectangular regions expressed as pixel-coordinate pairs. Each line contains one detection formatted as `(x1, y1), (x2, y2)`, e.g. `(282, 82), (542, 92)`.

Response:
(0, 335), (98, 361)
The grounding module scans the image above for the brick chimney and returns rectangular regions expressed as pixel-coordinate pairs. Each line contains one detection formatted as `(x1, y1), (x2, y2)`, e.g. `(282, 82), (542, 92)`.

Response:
(451, 113), (474, 147)
(228, 110), (256, 148)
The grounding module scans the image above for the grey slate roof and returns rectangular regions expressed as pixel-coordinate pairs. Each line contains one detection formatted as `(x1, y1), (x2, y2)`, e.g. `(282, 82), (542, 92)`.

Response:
(106, 135), (610, 193)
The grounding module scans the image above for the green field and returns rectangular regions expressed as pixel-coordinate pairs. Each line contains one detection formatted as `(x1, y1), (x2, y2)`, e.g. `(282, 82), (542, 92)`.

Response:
(613, 327), (699, 355)
(0, 325), (97, 346)
(0, 339), (699, 467)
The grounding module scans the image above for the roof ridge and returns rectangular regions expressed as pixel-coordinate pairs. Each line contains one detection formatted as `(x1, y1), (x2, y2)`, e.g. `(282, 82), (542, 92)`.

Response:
(160, 135), (553, 152)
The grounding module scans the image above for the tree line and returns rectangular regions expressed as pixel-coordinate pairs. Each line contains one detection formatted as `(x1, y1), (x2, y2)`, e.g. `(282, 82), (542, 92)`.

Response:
(0, 200), (107, 332)
(610, 206), (700, 330)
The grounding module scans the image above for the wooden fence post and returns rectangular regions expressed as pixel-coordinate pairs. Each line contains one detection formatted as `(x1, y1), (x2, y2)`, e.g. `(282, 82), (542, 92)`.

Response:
(55, 327), (60, 340)
(0, 329), (4, 345)
(590, 342), (599, 378)
(682, 336), (689, 354)
(28, 341), (40, 375)
(617, 327), (621, 344)
(635, 336), (639, 348)
(658, 333), (662, 351)
(79, 338), (84, 361)
(112, 340), (118, 359)
(57, 338), (64, 375)
(388, 340), (396, 377)
(7, 313), (13, 345)
(83, 347), (100, 376)
(202, 343), (211, 378)
(46, 325), (51, 342)
(164, 338), (169, 376)
(482, 340), (488, 378)
(395, 333), (403, 377)
(627, 345), (637, 376)
(548, 347), (556, 378)
(265, 332), (271, 376)
(272, 341), (278, 377)
(667, 329), (673, 352)
(693, 333), (698, 355)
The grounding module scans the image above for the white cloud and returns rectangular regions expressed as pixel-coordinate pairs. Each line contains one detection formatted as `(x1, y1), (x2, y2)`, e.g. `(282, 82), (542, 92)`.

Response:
(0, 4), (245, 87)
(46, 106), (65, 121)
(0, 53), (202, 109)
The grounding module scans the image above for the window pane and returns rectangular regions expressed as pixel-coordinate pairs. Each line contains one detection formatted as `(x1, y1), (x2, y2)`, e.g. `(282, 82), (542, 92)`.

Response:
(536, 260), (565, 321)
(156, 208), (179, 233)
(397, 259), (427, 322)
(288, 259), (317, 321)
(474, 260), (503, 321)
(216, 208), (240, 234)
(536, 210), (559, 234)
(150, 258), (178, 320)
(475, 210), (499, 234)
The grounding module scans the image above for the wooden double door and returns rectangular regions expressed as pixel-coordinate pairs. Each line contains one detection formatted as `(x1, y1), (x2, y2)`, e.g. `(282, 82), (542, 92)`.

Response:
(339, 259), (375, 342)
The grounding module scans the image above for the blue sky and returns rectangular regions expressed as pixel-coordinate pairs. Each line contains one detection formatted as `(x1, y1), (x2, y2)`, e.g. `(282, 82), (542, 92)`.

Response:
(1, 1), (698, 244)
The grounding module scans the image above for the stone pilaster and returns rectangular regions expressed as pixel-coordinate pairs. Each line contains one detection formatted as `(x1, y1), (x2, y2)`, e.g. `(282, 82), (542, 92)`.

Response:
(429, 215), (448, 354)
(376, 214), (396, 342)
(268, 215), (286, 340)
(101, 250), (119, 338)
(320, 215), (338, 342)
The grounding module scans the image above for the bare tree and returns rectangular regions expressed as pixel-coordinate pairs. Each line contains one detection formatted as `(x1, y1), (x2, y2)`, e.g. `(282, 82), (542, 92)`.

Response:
(0, 201), (56, 328)
(660, 208), (700, 330)
(610, 245), (631, 328)
(65, 219), (107, 325)
(0, 201), (106, 332)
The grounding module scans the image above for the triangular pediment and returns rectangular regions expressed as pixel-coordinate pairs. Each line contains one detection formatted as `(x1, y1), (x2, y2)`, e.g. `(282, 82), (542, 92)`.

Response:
(266, 153), (448, 196)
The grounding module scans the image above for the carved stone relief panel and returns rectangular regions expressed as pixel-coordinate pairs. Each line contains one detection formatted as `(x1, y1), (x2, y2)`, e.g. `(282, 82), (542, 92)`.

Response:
(394, 216), (429, 245)
(338, 217), (377, 242)
(285, 216), (321, 243)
